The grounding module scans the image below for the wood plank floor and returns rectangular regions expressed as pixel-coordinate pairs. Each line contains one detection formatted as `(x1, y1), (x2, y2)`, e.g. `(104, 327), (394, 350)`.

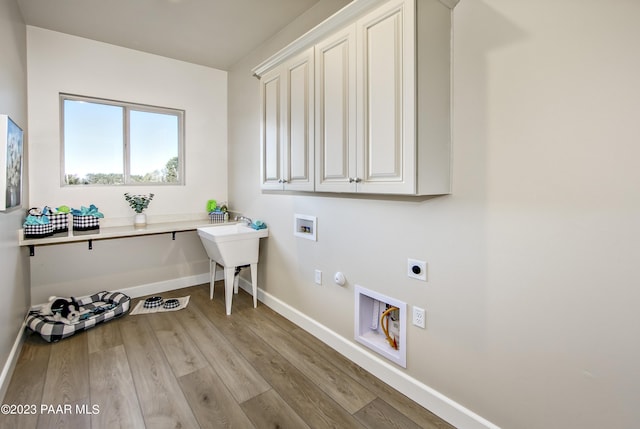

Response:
(1, 283), (456, 429)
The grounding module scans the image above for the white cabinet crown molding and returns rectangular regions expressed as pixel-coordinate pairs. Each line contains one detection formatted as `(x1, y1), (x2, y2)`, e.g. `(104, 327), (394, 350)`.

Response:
(438, 0), (459, 9)
(252, 0), (459, 78)
(252, 0), (389, 78)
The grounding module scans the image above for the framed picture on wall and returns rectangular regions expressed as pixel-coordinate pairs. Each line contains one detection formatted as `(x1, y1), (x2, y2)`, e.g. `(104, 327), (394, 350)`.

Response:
(0, 115), (24, 211)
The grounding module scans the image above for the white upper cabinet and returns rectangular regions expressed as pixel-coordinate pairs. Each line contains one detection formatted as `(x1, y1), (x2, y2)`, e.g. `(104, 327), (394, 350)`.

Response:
(260, 48), (314, 191)
(257, 0), (456, 195)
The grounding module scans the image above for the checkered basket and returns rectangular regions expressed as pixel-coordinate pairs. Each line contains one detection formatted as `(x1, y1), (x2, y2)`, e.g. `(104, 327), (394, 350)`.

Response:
(48, 213), (69, 233)
(24, 223), (54, 239)
(209, 211), (226, 223)
(73, 215), (100, 231)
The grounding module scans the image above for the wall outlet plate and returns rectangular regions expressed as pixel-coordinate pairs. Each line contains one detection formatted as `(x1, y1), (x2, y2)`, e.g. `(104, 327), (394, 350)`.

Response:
(314, 269), (322, 285)
(407, 258), (427, 281)
(412, 306), (426, 329)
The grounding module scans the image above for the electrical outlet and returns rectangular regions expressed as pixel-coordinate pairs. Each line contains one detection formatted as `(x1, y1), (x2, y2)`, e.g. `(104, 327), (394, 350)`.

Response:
(412, 306), (426, 329)
(408, 258), (427, 281)
(314, 269), (322, 285)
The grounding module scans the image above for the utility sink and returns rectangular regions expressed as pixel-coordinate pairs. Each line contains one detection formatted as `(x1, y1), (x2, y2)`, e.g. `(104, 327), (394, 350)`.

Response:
(197, 223), (268, 315)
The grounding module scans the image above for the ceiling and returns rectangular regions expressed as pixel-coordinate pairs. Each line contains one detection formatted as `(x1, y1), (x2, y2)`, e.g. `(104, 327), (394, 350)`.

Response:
(17, 0), (322, 70)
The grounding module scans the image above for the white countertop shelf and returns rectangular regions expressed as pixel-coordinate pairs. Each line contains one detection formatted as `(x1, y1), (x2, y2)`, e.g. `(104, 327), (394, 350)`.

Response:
(19, 219), (236, 254)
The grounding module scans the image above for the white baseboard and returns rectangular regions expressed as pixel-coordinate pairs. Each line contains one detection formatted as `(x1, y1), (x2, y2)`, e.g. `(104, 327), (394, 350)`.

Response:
(0, 320), (27, 403)
(114, 273), (211, 299)
(237, 278), (499, 429)
(114, 268), (233, 299)
(30, 273), (216, 311)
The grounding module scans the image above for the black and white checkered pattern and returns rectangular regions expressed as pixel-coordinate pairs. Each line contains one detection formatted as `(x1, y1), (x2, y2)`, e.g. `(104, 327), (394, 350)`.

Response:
(163, 299), (180, 309)
(26, 291), (130, 343)
(143, 296), (163, 308)
(48, 213), (69, 233)
(73, 215), (100, 231)
(23, 223), (54, 238)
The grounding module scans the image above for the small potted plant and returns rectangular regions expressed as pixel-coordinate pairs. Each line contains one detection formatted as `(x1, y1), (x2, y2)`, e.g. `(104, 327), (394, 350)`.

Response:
(124, 193), (154, 227)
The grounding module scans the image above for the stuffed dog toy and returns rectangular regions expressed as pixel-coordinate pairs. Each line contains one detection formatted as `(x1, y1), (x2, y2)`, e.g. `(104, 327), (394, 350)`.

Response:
(39, 296), (83, 324)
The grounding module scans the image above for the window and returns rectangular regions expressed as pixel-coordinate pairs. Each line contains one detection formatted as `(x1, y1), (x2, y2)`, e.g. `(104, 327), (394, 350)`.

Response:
(61, 94), (184, 185)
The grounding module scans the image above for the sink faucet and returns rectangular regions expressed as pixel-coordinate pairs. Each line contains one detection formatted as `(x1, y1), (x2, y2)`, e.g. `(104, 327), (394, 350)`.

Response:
(235, 215), (252, 226)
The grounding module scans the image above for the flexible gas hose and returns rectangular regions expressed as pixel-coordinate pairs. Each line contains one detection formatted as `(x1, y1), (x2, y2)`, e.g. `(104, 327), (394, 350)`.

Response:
(380, 306), (399, 350)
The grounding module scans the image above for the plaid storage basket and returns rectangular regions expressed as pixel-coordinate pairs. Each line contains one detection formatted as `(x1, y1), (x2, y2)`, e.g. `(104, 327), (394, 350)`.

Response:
(24, 223), (54, 239)
(73, 215), (100, 231)
(48, 213), (69, 233)
(26, 291), (130, 343)
(209, 212), (226, 223)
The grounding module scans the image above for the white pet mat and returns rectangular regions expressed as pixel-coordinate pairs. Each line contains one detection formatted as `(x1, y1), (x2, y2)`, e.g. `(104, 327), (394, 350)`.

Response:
(130, 296), (190, 315)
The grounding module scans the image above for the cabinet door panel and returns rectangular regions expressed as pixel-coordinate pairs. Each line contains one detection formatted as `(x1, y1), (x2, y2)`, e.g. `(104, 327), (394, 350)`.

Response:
(366, 13), (401, 179)
(322, 47), (348, 179)
(284, 51), (314, 191)
(315, 27), (357, 192)
(260, 72), (282, 189)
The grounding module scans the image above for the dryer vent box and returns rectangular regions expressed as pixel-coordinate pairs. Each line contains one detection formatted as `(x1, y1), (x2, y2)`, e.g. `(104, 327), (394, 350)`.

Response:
(294, 214), (317, 241)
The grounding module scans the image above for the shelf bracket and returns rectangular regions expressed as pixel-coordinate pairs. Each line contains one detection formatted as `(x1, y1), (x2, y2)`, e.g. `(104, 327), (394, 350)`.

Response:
(88, 239), (93, 250)
(29, 245), (35, 257)
(172, 231), (176, 240)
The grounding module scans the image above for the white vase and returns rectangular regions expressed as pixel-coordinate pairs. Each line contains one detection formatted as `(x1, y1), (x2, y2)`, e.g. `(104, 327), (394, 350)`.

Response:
(134, 212), (147, 227)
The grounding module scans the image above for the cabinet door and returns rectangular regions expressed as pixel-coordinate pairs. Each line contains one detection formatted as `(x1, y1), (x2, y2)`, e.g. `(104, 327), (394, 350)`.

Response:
(260, 68), (283, 190)
(315, 26), (357, 193)
(356, 0), (415, 194)
(283, 48), (314, 191)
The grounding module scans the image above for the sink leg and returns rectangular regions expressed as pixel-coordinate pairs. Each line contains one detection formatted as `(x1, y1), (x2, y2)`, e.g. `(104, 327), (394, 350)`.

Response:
(209, 260), (216, 300)
(250, 263), (258, 308)
(224, 266), (235, 315)
(233, 272), (239, 294)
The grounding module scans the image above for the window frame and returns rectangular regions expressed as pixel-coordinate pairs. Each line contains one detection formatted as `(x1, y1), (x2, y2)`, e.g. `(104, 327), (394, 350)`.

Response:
(59, 93), (186, 186)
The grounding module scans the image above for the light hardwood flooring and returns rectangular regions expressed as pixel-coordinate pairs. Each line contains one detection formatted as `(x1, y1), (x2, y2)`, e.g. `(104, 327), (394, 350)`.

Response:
(1, 283), (456, 429)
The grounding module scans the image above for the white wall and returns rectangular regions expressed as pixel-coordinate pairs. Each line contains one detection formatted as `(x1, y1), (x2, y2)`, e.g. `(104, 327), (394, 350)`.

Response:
(27, 27), (227, 304)
(0, 0), (30, 400)
(228, 1), (640, 428)
(27, 26), (228, 220)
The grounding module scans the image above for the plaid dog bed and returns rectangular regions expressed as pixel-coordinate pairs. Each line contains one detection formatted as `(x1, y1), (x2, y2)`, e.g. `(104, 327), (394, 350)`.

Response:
(26, 291), (130, 342)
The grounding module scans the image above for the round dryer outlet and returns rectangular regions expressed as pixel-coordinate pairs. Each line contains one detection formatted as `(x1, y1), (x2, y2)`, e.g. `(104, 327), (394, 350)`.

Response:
(407, 258), (427, 281)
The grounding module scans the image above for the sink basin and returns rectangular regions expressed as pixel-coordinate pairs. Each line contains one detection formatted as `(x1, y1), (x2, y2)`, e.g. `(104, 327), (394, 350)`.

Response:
(197, 223), (268, 315)
(198, 223), (268, 267)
